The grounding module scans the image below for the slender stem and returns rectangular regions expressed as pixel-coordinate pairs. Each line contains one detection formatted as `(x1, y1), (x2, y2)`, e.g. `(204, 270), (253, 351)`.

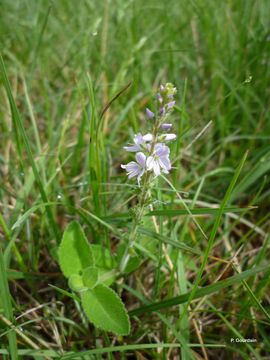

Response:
(119, 174), (150, 272)
(120, 115), (164, 273)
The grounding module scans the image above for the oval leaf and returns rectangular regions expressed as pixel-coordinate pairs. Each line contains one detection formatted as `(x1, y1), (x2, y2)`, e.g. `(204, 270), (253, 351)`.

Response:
(81, 284), (130, 336)
(58, 221), (93, 277)
(82, 266), (98, 289)
(68, 274), (87, 292)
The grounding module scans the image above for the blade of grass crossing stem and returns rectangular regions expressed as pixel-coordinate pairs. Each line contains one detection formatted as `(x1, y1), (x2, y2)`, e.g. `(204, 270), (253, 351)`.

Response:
(0, 245), (18, 360)
(0, 55), (60, 243)
(86, 73), (102, 216)
(160, 175), (208, 239)
(129, 264), (269, 316)
(179, 151), (248, 322)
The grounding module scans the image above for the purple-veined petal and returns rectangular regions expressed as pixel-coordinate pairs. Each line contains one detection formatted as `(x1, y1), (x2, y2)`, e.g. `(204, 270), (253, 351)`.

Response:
(158, 155), (171, 172)
(146, 156), (154, 171)
(135, 152), (146, 168)
(134, 133), (144, 145)
(155, 143), (169, 157)
(123, 144), (141, 152)
(123, 161), (140, 175)
(146, 108), (155, 119)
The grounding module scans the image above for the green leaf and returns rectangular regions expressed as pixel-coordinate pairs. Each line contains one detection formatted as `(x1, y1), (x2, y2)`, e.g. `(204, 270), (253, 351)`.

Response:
(90, 244), (116, 269)
(82, 267), (98, 289)
(90, 245), (117, 285)
(58, 221), (93, 277)
(81, 284), (130, 335)
(68, 274), (87, 292)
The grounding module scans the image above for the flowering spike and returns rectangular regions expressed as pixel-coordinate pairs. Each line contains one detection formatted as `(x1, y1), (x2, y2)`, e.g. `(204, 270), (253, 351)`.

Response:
(121, 82), (177, 184)
(120, 81), (177, 272)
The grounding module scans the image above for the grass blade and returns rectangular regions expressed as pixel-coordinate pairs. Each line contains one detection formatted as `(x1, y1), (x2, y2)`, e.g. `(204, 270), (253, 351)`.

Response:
(129, 263), (270, 316)
(0, 245), (18, 359)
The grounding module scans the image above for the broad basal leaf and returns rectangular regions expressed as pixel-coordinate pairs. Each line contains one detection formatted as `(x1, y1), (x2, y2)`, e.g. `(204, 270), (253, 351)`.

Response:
(81, 284), (130, 336)
(68, 274), (87, 292)
(82, 266), (98, 289)
(59, 221), (93, 277)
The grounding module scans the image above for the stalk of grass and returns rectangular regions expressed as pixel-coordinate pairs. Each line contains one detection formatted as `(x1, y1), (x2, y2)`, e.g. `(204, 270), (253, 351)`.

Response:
(129, 263), (270, 316)
(0, 245), (18, 360)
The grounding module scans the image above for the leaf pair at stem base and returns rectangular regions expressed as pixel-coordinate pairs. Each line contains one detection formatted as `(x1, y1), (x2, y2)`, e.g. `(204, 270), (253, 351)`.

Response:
(58, 221), (130, 336)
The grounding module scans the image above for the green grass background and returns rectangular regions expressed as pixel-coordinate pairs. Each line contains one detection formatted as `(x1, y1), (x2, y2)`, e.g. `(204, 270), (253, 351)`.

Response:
(0, 0), (270, 359)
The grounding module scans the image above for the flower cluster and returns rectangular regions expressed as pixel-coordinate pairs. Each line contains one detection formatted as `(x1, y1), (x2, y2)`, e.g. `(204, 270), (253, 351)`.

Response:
(121, 83), (177, 184)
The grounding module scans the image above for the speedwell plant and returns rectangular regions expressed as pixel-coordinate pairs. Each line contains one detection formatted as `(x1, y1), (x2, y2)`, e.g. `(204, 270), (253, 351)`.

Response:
(58, 83), (177, 336)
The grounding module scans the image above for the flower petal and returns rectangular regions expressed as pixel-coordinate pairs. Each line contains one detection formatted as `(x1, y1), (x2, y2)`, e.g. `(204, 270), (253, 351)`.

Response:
(146, 156), (154, 170)
(134, 134), (144, 145)
(135, 152), (146, 168)
(146, 108), (155, 119)
(157, 93), (163, 103)
(164, 133), (176, 141)
(142, 133), (153, 142)
(155, 143), (170, 157)
(153, 160), (161, 176)
(161, 123), (172, 130)
(123, 145), (141, 152)
(167, 101), (175, 109)
(158, 156), (171, 172)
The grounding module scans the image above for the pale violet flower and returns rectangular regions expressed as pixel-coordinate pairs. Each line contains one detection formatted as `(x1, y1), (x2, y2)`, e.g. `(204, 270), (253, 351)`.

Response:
(124, 133), (153, 152)
(161, 123), (172, 130)
(167, 100), (176, 109)
(121, 152), (146, 184)
(157, 93), (163, 103)
(146, 143), (171, 176)
(146, 108), (155, 119)
(162, 133), (177, 141)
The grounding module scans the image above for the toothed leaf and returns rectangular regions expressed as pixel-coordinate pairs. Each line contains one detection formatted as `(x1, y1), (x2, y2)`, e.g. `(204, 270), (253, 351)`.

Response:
(82, 266), (98, 289)
(59, 221), (93, 277)
(68, 274), (86, 292)
(81, 284), (130, 335)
